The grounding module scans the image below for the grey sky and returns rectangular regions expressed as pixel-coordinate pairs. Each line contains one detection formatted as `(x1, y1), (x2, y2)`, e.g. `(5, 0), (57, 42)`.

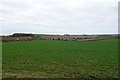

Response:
(0, 0), (118, 35)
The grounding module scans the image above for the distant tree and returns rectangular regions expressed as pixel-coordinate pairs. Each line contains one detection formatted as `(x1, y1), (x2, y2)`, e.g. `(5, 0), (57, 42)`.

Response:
(12, 33), (34, 37)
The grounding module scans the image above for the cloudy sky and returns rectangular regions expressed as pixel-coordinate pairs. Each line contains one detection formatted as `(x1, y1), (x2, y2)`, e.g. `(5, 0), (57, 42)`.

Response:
(0, 0), (118, 35)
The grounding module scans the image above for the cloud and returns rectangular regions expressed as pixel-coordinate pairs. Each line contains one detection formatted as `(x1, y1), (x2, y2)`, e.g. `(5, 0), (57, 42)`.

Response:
(0, 0), (118, 35)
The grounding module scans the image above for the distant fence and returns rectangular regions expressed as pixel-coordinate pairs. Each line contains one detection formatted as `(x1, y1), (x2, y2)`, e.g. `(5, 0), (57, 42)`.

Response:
(39, 35), (102, 41)
(1, 36), (35, 42)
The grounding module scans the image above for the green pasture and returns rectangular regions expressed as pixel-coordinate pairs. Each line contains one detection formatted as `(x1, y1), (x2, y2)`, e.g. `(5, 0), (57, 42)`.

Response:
(2, 39), (118, 78)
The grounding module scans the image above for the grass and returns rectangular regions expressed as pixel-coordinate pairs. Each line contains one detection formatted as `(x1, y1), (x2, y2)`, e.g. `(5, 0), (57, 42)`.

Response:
(2, 39), (118, 78)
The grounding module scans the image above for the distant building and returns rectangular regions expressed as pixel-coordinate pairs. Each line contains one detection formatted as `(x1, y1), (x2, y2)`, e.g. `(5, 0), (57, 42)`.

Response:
(64, 34), (70, 36)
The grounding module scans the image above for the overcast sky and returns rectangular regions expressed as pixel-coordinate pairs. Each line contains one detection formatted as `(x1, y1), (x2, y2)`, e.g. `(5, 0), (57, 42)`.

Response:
(0, 0), (118, 35)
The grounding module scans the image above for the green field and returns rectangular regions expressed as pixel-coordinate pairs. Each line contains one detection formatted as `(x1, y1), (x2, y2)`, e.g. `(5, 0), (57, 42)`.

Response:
(2, 39), (118, 78)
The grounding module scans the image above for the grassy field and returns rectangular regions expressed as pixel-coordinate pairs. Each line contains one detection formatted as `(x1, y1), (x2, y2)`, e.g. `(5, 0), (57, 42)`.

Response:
(2, 39), (118, 78)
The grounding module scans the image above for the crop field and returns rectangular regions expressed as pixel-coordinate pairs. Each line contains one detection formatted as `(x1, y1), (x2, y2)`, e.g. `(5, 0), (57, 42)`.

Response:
(2, 39), (118, 78)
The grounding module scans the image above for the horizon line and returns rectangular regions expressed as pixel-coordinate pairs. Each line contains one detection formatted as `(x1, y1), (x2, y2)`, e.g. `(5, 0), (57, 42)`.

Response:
(0, 33), (119, 36)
